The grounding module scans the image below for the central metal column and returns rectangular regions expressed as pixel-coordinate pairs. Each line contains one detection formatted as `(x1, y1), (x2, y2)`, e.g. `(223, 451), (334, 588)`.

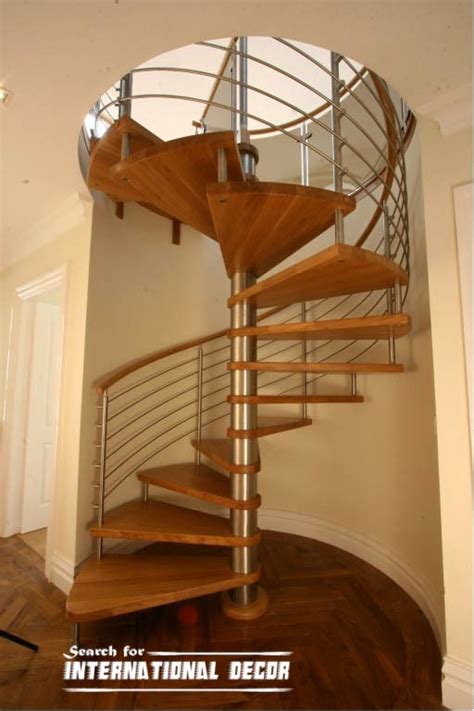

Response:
(230, 272), (259, 606)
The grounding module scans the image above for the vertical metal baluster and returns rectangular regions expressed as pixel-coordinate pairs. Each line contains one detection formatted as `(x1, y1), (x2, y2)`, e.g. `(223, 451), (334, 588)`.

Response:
(231, 39), (238, 136)
(330, 52), (345, 244)
(300, 303), (308, 419)
(116, 73), (133, 219)
(351, 373), (358, 397)
(234, 36), (258, 178)
(383, 205), (396, 364)
(195, 349), (204, 468)
(300, 121), (310, 419)
(97, 390), (108, 560)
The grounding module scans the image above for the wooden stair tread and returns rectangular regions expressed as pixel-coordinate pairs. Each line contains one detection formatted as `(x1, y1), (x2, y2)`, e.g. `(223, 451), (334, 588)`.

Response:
(110, 132), (244, 238)
(208, 182), (356, 277)
(228, 416), (312, 439)
(229, 361), (404, 373)
(137, 463), (260, 509)
(89, 499), (260, 547)
(87, 116), (165, 204)
(192, 438), (261, 474)
(228, 394), (364, 404)
(67, 550), (259, 622)
(228, 244), (409, 308)
(229, 313), (411, 341)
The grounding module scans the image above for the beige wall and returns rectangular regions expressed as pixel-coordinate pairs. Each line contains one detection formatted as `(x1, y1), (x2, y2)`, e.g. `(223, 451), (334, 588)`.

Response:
(75, 195), (231, 562)
(419, 121), (472, 675)
(257, 131), (444, 641)
(0, 210), (92, 583)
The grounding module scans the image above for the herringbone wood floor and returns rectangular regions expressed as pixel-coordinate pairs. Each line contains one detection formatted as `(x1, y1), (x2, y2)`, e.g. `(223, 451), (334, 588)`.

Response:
(0, 531), (442, 709)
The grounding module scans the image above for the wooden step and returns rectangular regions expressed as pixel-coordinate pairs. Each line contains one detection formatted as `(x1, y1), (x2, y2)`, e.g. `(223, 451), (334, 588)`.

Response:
(88, 116), (165, 205)
(208, 182), (356, 277)
(229, 313), (411, 341)
(137, 463), (260, 509)
(110, 132), (244, 238)
(67, 548), (260, 622)
(227, 416), (312, 439)
(228, 361), (404, 374)
(227, 394), (364, 404)
(191, 438), (260, 474)
(89, 499), (260, 547)
(228, 244), (408, 308)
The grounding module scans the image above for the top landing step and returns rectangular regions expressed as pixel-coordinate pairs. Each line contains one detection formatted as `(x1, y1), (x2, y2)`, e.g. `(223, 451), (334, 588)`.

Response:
(208, 182), (356, 277)
(228, 244), (408, 308)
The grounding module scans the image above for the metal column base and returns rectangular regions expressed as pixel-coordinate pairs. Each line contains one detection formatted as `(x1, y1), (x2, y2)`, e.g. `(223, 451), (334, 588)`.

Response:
(221, 586), (269, 620)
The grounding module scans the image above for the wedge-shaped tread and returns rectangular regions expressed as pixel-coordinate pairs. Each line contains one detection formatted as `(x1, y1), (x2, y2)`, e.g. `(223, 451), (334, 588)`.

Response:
(89, 499), (260, 547)
(88, 116), (164, 204)
(67, 548), (260, 622)
(208, 182), (356, 277)
(228, 361), (404, 374)
(227, 416), (312, 439)
(137, 463), (260, 509)
(228, 244), (408, 308)
(111, 132), (244, 238)
(228, 394), (364, 404)
(192, 438), (260, 474)
(229, 313), (411, 341)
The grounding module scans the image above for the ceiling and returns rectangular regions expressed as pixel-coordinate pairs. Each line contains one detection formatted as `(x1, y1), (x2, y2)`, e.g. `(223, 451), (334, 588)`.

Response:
(0, 0), (471, 268)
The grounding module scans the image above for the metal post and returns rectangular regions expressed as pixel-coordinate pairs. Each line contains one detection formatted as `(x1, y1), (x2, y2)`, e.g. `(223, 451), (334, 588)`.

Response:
(118, 73), (133, 159)
(235, 37), (257, 178)
(230, 272), (258, 606)
(300, 121), (310, 419)
(383, 205), (396, 364)
(330, 52), (345, 244)
(301, 303), (308, 419)
(195, 348), (204, 468)
(351, 373), (358, 397)
(96, 390), (108, 560)
(231, 41), (238, 135)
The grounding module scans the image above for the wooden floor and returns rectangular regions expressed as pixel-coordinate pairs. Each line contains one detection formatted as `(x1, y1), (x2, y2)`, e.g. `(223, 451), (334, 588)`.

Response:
(0, 531), (442, 709)
(18, 528), (47, 559)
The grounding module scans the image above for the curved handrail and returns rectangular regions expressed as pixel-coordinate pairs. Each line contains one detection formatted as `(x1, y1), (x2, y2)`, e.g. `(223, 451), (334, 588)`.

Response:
(95, 305), (286, 393)
(354, 72), (398, 248)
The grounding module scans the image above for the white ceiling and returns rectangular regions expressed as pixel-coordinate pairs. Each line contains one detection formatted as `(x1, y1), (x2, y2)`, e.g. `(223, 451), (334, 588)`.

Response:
(0, 0), (471, 268)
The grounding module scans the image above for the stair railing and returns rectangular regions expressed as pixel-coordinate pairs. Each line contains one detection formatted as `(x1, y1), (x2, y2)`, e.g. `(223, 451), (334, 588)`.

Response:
(84, 38), (414, 551)
(88, 38), (411, 270)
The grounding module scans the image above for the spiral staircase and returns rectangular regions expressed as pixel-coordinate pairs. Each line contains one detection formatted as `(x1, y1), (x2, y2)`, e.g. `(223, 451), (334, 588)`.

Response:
(67, 38), (412, 635)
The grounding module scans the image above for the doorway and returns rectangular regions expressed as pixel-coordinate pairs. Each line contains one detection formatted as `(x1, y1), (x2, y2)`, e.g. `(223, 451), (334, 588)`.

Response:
(2, 266), (67, 577)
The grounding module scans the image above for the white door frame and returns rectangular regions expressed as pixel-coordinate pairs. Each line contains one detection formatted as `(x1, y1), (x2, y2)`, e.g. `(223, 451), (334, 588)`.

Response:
(2, 264), (68, 578)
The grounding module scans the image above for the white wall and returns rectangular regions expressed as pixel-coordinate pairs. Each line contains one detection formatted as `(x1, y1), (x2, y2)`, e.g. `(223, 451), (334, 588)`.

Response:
(419, 121), (472, 710)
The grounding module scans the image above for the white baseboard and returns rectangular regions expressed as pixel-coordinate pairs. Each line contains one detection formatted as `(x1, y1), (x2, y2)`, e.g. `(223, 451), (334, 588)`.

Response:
(49, 552), (75, 594)
(442, 656), (473, 710)
(259, 507), (445, 650)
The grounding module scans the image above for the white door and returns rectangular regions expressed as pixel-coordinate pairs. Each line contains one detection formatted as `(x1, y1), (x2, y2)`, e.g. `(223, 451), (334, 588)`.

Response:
(21, 301), (61, 533)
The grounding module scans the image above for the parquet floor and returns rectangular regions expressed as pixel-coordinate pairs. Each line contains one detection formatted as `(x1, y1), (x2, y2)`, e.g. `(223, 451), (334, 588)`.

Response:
(0, 531), (442, 709)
